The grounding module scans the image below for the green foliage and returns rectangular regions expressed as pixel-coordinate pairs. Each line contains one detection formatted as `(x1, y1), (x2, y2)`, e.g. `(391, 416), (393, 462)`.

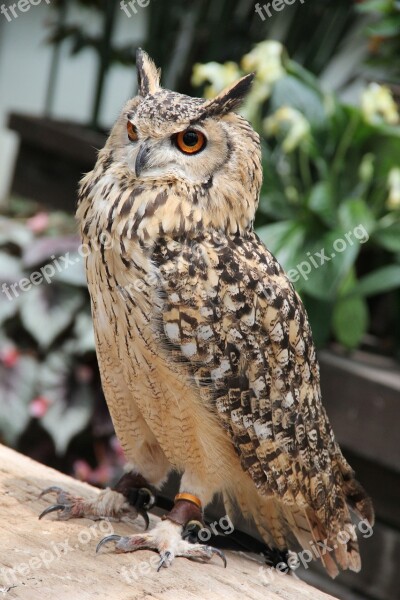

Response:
(356, 0), (400, 80)
(195, 41), (400, 353)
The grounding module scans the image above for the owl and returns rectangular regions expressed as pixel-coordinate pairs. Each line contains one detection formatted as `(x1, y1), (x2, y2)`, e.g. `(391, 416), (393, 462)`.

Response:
(40, 49), (373, 576)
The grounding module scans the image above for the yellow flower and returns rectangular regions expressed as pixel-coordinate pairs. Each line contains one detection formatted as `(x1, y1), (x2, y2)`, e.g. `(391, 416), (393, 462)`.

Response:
(264, 107), (310, 153)
(239, 42), (286, 123)
(361, 83), (399, 125)
(387, 167), (400, 210)
(191, 61), (242, 98)
(242, 41), (285, 85)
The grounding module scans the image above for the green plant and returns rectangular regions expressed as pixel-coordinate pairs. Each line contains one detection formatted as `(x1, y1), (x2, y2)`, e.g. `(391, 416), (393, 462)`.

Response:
(194, 41), (400, 353)
(357, 0), (400, 81)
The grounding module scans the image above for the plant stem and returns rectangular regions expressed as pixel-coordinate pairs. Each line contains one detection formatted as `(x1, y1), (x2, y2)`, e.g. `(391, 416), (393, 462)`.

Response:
(299, 147), (312, 192)
(331, 112), (360, 177)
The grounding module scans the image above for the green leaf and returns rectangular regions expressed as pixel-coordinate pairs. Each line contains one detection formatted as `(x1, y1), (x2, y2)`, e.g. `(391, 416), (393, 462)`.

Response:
(354, 265), (400, 297)
(0, 253), (23, 325)
(300, 230), (360, 300)
(333, 294), (369, 349)
(366, 19), (400, 38)
(39, 352), (93, 454)
(302, 295), (333, 349)
(53, 252), (87, 287)
(356, 0), (396, 15)
(0, 288), (19, 325)
(67, 312), (96, 354)
(0, 217), (33, 249)
(257, 221), (306, 271)
(373, 219), (400, 252)
(20, 284), (83, 349)
(0, 252), (24, 282)
(308, 182), (336, 227)
(22, 235), (80, 269)
(0, 354), (37, 445)
(338, 198), (376, 237)
(270, 75), (326, 127)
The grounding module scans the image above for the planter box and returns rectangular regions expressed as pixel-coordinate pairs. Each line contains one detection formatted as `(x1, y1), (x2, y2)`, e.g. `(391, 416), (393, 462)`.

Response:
(8, 113), (106, 212)
(307, 349), (400, 600)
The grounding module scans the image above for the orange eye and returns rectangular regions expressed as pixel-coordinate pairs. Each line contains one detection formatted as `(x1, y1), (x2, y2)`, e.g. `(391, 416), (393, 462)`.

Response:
(127, 121), (138, 142)
(174, 129), (206, 154)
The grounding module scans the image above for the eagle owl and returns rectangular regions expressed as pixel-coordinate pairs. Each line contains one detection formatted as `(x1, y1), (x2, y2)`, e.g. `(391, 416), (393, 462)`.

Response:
(41, 49), (373, 576)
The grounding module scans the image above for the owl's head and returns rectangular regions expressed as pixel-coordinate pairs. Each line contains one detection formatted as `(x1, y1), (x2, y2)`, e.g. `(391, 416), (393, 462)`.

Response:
(104, 49), (262, 235)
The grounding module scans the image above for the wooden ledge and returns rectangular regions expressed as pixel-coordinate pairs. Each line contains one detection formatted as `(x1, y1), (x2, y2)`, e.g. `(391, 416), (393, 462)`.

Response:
(0, 444), (338, 600)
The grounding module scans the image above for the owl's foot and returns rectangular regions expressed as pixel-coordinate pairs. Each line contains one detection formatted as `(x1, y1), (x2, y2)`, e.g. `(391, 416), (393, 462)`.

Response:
(97, 495), (227, 570)
(38, 472), (155, 528)
(96, 519), (226, 570)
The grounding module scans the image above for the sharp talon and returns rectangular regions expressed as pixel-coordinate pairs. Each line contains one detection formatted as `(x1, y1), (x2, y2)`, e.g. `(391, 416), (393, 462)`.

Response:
(138, 508), (150, 530)
(182, 520), (203, 543)
(157, 551), (172, 572)
(138, 487), (156, 510)
(39, 486), (63, 499)
(209, 546), (227, 568)
(38, 504), (66, 520)
(96, 534), (122, 554)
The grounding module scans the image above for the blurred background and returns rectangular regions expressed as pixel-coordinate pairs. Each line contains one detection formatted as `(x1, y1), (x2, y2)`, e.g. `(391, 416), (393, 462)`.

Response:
(0, 1), (399, 598)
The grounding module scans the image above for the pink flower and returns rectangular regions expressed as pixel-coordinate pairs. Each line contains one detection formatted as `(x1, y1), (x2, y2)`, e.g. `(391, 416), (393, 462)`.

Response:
(27, 212), (50, 234)
(75, 364), (93, 383)
(0, 348), (20, 368)
(73, 460), (92, 481)
(111, 436), (125, 462)
(29, 396), (50, 418)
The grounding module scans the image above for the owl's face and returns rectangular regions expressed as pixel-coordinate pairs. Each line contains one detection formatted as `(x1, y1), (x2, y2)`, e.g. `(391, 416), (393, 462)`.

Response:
(124, 95), (235, 186)
(100, 50), (262, 235)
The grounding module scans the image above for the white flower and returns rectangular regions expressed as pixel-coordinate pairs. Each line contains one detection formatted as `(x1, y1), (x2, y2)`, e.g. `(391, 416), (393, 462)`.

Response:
(240, 79), (272, 122)
(191, 61), (242, 98)
(359, 153), (375, 183)
(387, 167), (400, 210)
(263, 107), (310, 153)
(361, 83), (399, 125)
(242, 41), (285, 85)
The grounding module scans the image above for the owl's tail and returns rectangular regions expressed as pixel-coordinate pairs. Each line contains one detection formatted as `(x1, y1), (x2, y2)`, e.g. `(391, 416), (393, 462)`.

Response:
(227, 465), (374, 578)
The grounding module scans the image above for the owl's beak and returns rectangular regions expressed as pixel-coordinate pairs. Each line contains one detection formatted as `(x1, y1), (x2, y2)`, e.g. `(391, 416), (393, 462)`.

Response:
(135, 143), (151, 177)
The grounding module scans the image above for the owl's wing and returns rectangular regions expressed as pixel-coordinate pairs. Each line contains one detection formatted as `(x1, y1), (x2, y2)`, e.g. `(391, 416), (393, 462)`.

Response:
(154, 231), (373, 575)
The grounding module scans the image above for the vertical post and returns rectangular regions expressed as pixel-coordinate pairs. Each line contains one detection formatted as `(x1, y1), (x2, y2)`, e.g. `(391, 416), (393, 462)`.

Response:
(90, 0), (118, 131)
(44, 0), (68, 117)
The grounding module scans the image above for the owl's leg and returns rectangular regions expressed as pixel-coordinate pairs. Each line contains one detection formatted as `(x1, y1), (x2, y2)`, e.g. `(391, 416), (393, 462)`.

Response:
(39, 411), (172, 526)
(38, 471), (156, 528)
(97, 492), (227, 570)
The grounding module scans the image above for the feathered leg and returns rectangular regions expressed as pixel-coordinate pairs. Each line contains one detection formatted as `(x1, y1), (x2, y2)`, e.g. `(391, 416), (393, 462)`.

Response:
(39, 471), (155, 529)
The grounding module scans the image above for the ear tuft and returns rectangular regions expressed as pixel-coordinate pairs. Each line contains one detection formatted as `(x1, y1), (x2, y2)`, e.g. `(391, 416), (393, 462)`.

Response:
(202, 73), (255, 117)
(136, 48), (161, 96)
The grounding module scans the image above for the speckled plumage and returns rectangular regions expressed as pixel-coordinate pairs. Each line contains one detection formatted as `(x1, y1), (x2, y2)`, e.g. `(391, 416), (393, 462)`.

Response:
(77, 50), (373, 576)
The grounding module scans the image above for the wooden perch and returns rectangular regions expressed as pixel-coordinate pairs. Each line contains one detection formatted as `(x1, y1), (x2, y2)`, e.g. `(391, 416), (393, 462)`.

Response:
(0, 444), (338, 600)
